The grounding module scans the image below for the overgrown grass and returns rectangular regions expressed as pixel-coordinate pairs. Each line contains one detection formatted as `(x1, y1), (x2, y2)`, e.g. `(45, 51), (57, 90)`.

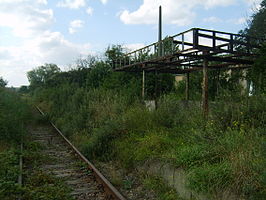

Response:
(33, 84), (266, 199)
(0, 88), (30, 142)
(0, 88), (31, 199)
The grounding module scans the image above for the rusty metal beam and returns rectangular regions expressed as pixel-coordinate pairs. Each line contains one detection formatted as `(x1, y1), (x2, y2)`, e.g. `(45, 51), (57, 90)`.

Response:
(142, 69), (145, 100)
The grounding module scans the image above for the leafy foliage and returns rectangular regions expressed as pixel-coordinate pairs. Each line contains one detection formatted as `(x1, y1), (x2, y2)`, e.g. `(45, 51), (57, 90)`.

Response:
(27, 63), (60, 89)
(246, 0), (266, 39)
(249, 45), (266, 94)
(0, 88), (30, 142)
(0, 77), (7, 88)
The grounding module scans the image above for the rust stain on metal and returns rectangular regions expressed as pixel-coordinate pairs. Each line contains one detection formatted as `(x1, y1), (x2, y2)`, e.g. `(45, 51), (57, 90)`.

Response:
(113, 28), (264, 74)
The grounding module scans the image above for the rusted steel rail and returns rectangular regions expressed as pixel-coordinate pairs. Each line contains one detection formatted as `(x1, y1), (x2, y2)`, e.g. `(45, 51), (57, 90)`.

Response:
(36, 106), (126, 200)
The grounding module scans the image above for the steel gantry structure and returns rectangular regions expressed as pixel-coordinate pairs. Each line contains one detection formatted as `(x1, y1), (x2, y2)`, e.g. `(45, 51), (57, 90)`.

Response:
(113, 27), (264, 116)
(112, 27), (264, 115)
(113, 28), (262, 73)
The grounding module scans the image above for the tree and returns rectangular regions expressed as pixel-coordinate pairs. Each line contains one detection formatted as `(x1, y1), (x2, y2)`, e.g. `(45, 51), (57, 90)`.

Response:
(19, 85), (29, 93)
(105, 45), (124, 67)
(27, 63), (60, 89)
(250, 44), (266, 94)
(246, 0), (266, 39)
(0, 77), (7, 88)
(76, 55), (97, 69)
(241, 0), (266, 94)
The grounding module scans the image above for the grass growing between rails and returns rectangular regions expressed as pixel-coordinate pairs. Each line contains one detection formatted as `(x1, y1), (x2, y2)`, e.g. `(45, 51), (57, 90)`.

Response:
(33, 82), (266, 199)
(21, 139), (74, 200)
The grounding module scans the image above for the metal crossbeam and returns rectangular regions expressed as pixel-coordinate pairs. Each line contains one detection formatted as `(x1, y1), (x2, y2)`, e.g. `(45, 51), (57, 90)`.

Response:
(113, 28), (264, 74)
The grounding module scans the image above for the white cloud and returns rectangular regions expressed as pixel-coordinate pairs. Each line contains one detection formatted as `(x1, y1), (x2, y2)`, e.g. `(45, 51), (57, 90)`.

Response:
(28, 31), (91, 65)
(0, 1), (92, 86)
(69, 20), (84, 34)
(0, 1), (54, 38)
(37, 0), (48, 4)
(123, 43), (145, 52)
(245, 0), (262, 12)
(57, 0), (86, 9)
(100, 0), (108, 5)
(0, 31), (91, 86)
(228, 17), (247, 25)
(235, 17), (247, 25)
(245, 0), (262, 6)
(86, 7), (94, 16)
(119, 0), (241, 26)
(203, 16), (222, 23)
(203, 0), (236, 9)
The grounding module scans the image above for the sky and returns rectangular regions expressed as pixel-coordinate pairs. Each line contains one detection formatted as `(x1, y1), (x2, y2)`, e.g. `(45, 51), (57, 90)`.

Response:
(0, 0), (262, 87)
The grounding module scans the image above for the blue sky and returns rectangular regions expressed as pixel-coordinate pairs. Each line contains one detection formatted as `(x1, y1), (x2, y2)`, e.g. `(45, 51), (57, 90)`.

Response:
(0, 0), (262, 86)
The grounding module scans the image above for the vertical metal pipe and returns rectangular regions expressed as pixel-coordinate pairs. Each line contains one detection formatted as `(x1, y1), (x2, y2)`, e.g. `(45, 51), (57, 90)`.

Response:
(213, 32), (216, 49)
(155, 70), (158, 109)
(142, 69), (145, 100)
(216, 69), (220, 98)
(155, 6), (162, 109)
(159, 5), (162, 42)
(158, 6), (162, 57)
(193, 29), (199, 49)
(230, 34), (234, 52)
(186, 73), (190, 101)
(202, 51), (209, 118)
(182, 34), (185, 51)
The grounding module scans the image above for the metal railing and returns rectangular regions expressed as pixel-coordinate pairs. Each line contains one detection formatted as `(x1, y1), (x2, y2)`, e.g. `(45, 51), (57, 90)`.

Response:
(113, 28), (264, 70)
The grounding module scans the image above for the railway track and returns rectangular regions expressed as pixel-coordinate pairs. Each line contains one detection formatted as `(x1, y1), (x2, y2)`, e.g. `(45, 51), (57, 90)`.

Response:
(27, 107), (126, 200)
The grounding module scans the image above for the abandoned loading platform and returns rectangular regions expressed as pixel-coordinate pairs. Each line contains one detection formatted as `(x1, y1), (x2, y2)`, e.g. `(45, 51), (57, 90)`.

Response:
(113, 28), (263, 74)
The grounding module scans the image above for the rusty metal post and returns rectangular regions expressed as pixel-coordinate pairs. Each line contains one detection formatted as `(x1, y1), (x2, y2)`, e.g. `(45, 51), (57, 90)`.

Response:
(159, 6), (162, 42)
(158, 6), (162, 57)
(212, 32), (216, 49)
(186, 72), (190, 101)
(193, 28), (199, 49)
(182, 33), (185, 51)
(142, 69), (145, 100)
(155, 70), (159, 109)
(230, 34), (234, 52)
(155, 5), (162, 109)
(202, 51), (209, 118)
(216, 69), (220, 98)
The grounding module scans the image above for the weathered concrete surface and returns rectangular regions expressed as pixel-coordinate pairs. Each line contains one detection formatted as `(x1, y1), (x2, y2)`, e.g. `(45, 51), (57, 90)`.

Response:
(138, 161), (245, 200)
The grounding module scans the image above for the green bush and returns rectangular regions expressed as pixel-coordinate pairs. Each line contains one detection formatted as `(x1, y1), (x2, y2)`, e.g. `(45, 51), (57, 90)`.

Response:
(81, 120), (124, 161)
(0, 88), (30, 142)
